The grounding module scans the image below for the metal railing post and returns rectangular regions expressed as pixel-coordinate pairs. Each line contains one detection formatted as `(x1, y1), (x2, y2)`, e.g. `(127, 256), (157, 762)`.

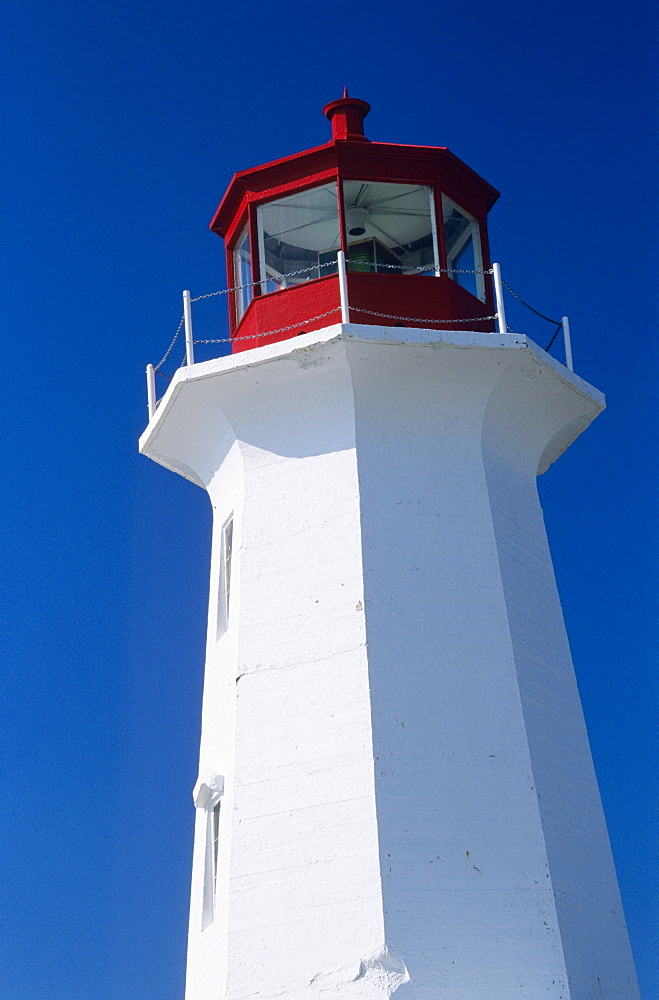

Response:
(492, 262), (507, 335)
(183, 289), (194, 366)
(146, 363), (156, 420)
(562, 315), (573, 372)
(337, 251), (349, 325)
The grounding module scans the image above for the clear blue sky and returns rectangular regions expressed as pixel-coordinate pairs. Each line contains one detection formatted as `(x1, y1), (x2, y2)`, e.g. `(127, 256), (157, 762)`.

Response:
(1, 0), (656, 997)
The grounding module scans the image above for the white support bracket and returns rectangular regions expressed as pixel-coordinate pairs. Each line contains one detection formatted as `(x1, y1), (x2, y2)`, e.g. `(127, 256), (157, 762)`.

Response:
(193, 773), (224, 809)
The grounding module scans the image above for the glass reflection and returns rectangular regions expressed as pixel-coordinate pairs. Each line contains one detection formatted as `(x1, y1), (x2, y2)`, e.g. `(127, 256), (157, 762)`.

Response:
(257, 183), (340, 291)
(342, 181), (438, 275)
(442, 198), (484, 301)
(233, 225), (253, 321)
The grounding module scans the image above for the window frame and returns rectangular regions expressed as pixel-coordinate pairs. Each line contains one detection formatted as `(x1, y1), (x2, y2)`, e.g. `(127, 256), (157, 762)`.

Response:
(216, 513), (234, 640)
(226, 175), (492, 329)
(194, 774), (225, 932)
(441, 194), (486, 302)
(255, 179), (342, 293)
(201, 796), (222, 930)
(231, 222), (254, 323)
(340, 179), (441, 277)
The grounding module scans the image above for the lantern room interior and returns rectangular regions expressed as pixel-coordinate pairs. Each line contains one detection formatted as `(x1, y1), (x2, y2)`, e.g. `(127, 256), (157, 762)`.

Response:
(210, 94), (500, 351)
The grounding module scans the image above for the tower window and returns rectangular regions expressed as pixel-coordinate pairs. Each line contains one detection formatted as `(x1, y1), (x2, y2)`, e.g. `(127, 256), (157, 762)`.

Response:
(217, 515), (233, 639)
(256, 182), (340, 292)
(201, 799), (221, 930)
(233, 225), (253, 322)
(342, 181), (440, 276)
(442, 196), (485, 301)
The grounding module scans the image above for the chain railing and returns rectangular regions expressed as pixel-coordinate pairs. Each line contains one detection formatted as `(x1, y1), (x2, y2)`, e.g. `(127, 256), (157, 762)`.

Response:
(500, 276), (573, 369)
(354, 307), (497, 325)
(146, 252), (575, 419)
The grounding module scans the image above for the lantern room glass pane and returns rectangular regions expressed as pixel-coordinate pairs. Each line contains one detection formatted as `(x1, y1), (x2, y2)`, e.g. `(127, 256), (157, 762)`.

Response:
(256, 183), (340, 292)
(233, 225), (253, 321)
(342, 181), (438, 275)
(442, 197), (485, 301)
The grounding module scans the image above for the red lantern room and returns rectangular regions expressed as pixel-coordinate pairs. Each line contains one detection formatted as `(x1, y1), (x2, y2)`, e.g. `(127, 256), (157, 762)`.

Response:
(210, 93), (500, 353)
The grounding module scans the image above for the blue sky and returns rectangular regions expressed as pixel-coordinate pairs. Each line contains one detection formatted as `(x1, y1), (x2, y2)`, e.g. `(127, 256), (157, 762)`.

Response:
(1, 0), (656, 997)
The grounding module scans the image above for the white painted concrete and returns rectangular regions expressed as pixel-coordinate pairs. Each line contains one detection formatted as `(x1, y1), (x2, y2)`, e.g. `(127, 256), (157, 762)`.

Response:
(140, 325), (639, 1000)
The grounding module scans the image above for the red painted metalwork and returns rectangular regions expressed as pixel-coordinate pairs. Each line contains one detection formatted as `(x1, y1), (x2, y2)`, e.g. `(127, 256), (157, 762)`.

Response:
(247, 202), (261, 299)
(322, 91), (371, 141)
(346, 273), (494, 331)
(433, 182), (448, 272)
(336, 176), (348, 255)
(232, 275), (342, 353)
(478, 218), (496, 316)
(210, 97), (500, 351)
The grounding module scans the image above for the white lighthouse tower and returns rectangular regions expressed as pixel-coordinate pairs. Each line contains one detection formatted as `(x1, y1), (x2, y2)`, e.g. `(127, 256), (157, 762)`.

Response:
(140, 96), (639, 1000)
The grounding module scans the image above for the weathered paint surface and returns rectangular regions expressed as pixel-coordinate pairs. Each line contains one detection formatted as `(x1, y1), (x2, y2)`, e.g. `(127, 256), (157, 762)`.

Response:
(140, 325), (640, 1000)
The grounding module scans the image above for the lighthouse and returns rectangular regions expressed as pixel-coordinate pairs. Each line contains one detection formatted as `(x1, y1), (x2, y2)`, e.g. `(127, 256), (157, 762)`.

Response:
(139, 96), (639, 999)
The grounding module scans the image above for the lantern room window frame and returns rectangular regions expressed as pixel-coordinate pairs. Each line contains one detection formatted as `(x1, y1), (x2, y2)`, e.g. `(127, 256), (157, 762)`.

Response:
(341, 180), (441, 278)
(228, 186), (484, 300)
(226, 170), (340, 326)
(255, 180), (342, 293)
(231, 222), (253, 323)
(441, 194), (487, 303)
(222, 157), (496, 336)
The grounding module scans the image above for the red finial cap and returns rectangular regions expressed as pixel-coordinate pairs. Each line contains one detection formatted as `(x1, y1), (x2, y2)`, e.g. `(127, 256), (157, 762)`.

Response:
(323, 91), (371, 141)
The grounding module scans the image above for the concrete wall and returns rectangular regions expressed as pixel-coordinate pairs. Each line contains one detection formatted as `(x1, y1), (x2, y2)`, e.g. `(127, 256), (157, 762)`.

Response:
(140, 326), (639, 1000)
(482, 364), (640, 999)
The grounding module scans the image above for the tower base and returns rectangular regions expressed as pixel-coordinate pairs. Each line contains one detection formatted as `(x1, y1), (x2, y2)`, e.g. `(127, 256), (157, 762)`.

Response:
(140, 324), (639, 1000)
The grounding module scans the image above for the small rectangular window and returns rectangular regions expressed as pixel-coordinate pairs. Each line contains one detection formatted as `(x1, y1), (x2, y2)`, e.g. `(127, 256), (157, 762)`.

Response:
(442, 195), (485, 301)
(217, 515), (234, 639)
(223, 517), (233, 617)
(201, 800), (221, 929)
(233, 225), (253, 322)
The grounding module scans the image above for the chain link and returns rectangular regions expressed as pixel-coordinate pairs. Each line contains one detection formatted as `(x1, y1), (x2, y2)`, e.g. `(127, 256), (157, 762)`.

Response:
(544, 323), (563, 352)
(190, 260), (339, 302)
(189, 289), (231, 302)
(354, 261), (493, 275)
(189, 261), (492, 303)
(193, 308), (341, 345)
(167, 307), (498, 367)
(154, 270), (567, 384)
(500, 279), (565, 352)
(155, 315), (184, 370)
(354, 307), (497, 325)
(152, 300), (548, 408)
(502, 280), (560, 325)
(160, 264), (494, 366)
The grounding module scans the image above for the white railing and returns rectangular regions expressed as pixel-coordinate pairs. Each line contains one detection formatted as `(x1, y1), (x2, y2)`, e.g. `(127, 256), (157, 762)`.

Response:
(492, 262), (507, 336)
(338, 249), (349, 325)
(146, 255), (574, 420)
